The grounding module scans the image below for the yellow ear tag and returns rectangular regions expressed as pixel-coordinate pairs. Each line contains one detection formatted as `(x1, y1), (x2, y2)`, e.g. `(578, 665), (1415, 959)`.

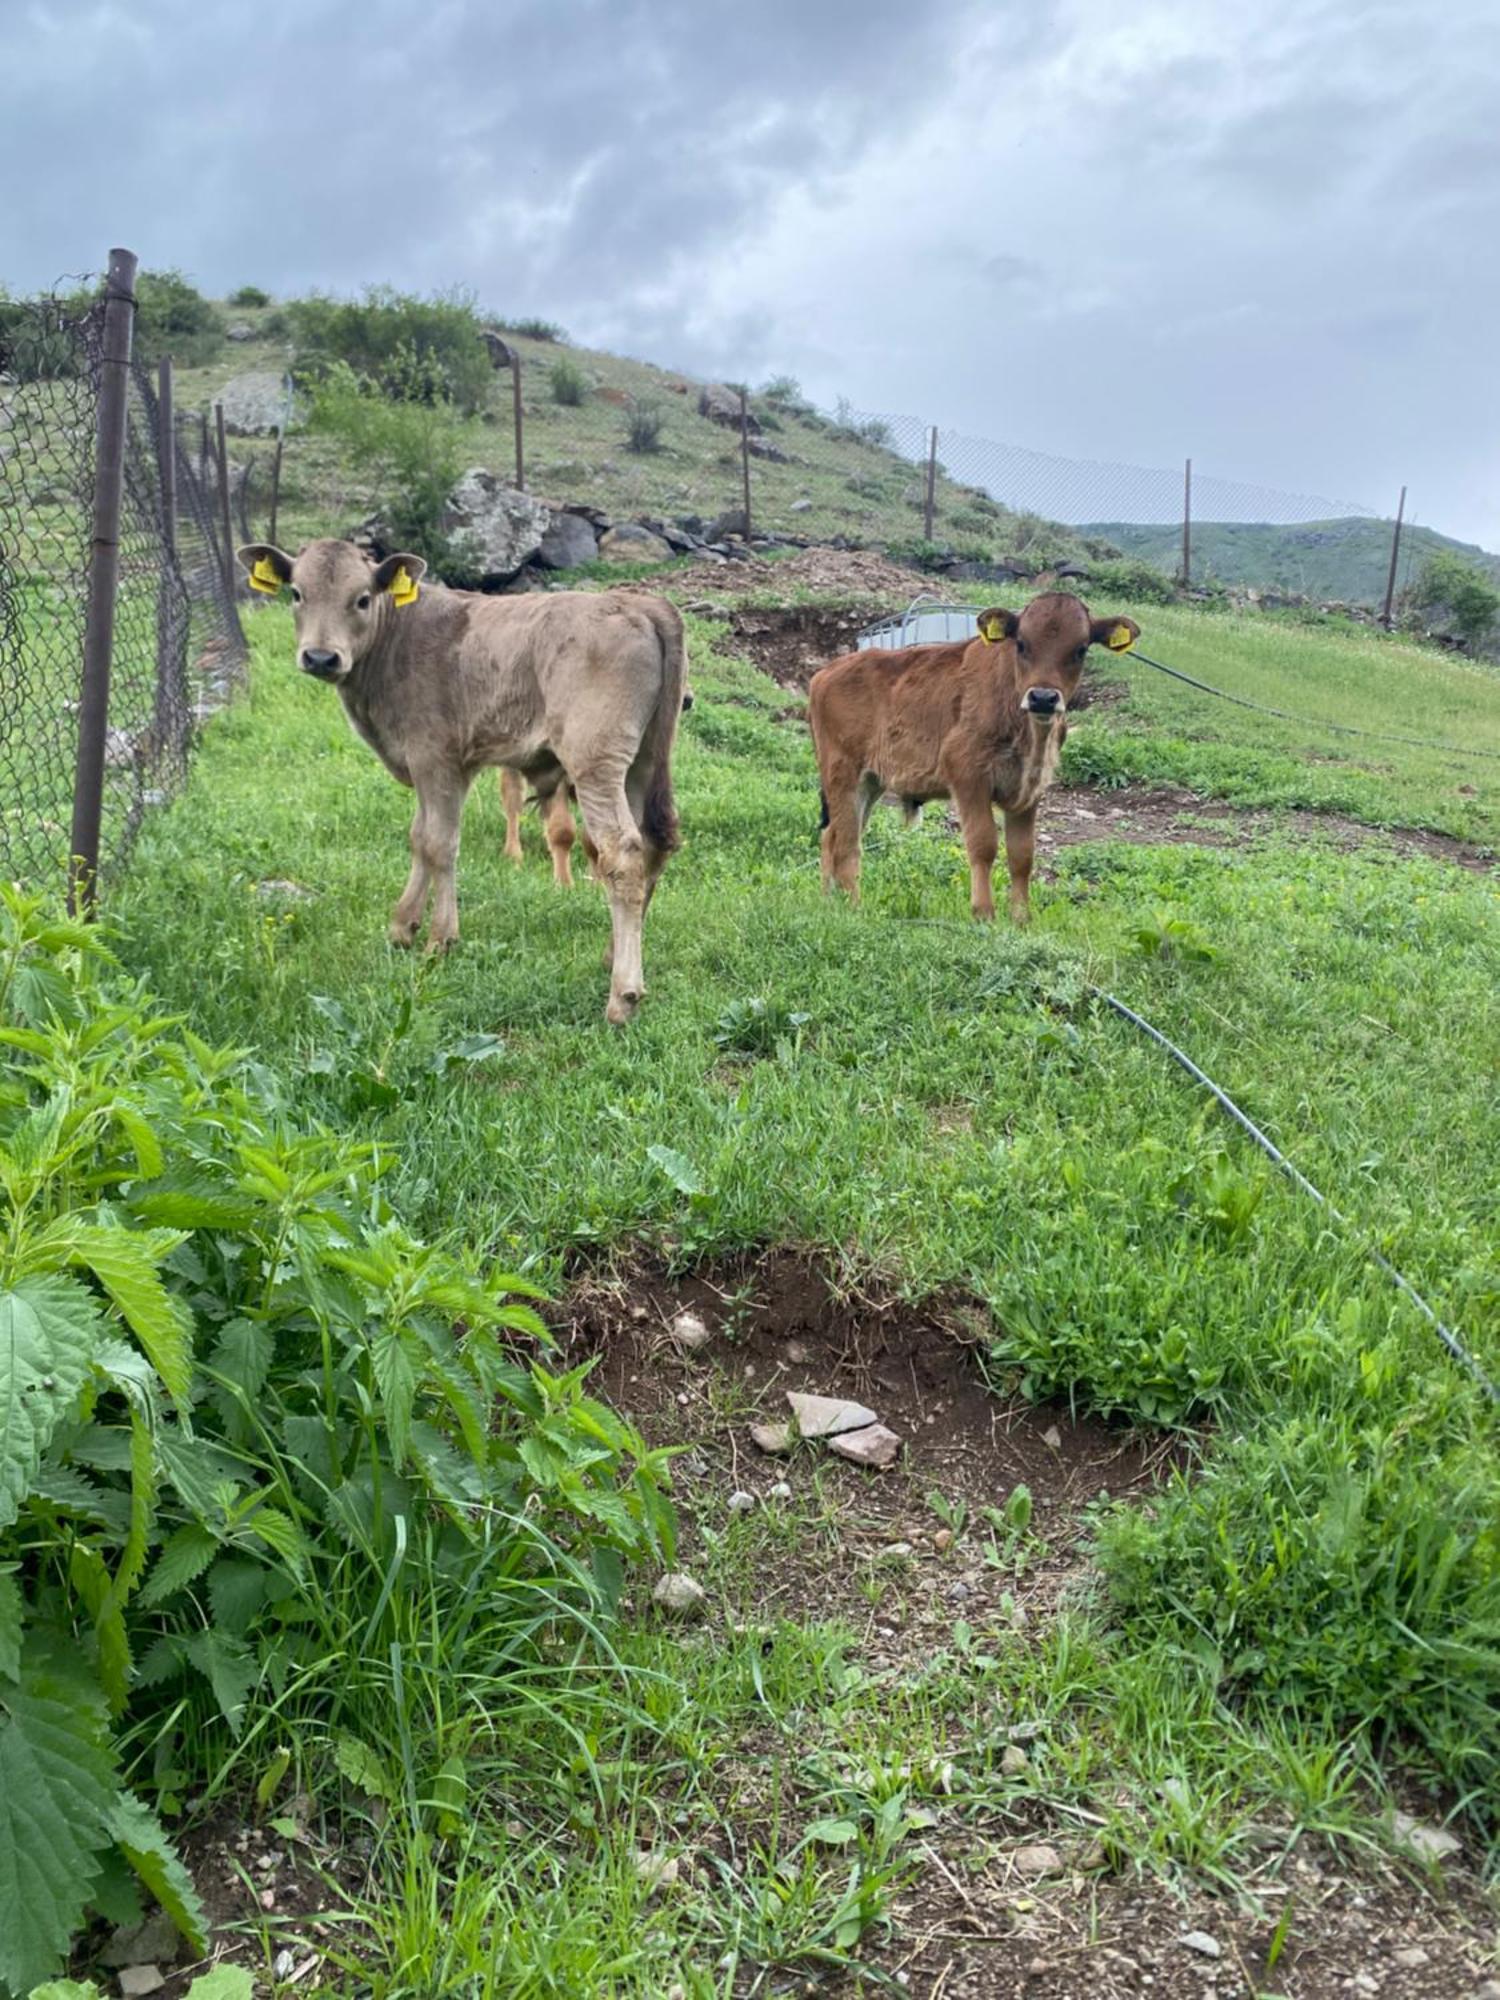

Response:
(980, 615), (1003, 643)
(249, 556), (284, 596)
(389, 566), (419, 609)
(1107, 623), (1135, 651)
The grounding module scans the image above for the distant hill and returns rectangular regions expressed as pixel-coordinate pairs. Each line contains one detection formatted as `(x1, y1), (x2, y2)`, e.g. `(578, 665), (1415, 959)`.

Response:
(1078, 516), (1500, 606)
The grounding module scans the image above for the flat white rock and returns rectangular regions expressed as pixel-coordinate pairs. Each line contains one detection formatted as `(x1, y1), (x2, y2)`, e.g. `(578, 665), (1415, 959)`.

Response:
(786, 1390), (878, 1438)
(830, 1423), (902, 1467)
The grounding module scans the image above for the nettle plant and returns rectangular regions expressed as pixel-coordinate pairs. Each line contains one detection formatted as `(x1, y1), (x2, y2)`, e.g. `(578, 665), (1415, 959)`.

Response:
(0, 888), (673, 1995)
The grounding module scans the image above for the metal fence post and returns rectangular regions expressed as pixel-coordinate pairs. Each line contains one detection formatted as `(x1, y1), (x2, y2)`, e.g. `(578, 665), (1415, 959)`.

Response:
(1181, 458), (1193, 587)
(739, 388), (753, 541)
(512, 355), (525, 490)
(1381, 486), (1407, 629)
(68, 247), (138, 917)
(157, 357), (176, 560)
(213, 400), (237, 596)
(923, 426), (938, 542)
(268, 427), (284, 545)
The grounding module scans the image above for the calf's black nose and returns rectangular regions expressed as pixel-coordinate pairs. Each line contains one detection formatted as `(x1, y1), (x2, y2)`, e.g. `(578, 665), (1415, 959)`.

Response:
(301, 648), (340, 677)
(1027, 686), (1062, 711)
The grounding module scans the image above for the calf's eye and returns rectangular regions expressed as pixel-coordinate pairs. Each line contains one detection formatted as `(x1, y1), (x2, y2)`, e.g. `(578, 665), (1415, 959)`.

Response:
(290, 587), (302, 605)
(357, 593), (372, 612)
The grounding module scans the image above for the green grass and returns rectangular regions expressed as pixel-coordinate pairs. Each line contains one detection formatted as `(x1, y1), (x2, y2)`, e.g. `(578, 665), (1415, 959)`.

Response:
(104, 596), (1500, 1990)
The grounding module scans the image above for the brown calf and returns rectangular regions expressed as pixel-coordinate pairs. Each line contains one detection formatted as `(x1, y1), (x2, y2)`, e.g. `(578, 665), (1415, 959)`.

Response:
(808, 592), (1139, 923)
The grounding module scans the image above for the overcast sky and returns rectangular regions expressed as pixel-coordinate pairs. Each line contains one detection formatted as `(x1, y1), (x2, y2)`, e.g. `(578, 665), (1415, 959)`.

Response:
(5, 0), (1499, 543)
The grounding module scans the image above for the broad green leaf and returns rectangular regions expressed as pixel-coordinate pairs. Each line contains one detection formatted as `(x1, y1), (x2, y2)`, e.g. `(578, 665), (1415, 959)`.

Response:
(369, 1326), (417, 1467)
(182, 1630), (258, 1735)
(92, 1336), (162, 1415)
(30, 1464), (127, 1531)
(56, 1225), (193, 1405)
(210, 1317), (275, 1402)
(184, 1971), (255, 2000)
(113, 1101), (165, 1180)
(129, 1179), (262, 1231)
(237, 1503), (310, 1580)
(109, 1789), (207, 1958)
(335, 1732), (396, 1800)
(0, 1277), (99, 1530)
(0, 1567), (20, 1680)
(68, 1546), (131, 1715)
(646, 1143), (704, 1197)
(804, 1817), (859, 1846)
(208, 1559), (269, 1635)
(157, 1428), (244, 1520)
(0, 1663), (117, 1994)
(114, 1407), (158, 1601)
(29, 1982), (103, 1999)
(138, 1523), (219, 1609)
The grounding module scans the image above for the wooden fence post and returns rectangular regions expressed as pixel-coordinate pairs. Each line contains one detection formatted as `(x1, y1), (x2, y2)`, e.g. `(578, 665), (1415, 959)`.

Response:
(923, 426), (939, 542)
(512, 354), (525, 490)
(69, 246), (138, 916)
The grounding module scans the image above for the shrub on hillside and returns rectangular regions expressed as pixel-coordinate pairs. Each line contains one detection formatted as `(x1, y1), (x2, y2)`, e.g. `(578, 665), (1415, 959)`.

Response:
(228, 284), (271, 308)
(549, 356), (588, 406)
(624, 398), (665, 454)
(287, 287), (492, 412)
(1083, 556), (1177, 605)
(0, 885), (673, 1992)
(307, 362), (467, 569)
(133, 268), (224, 369)
(493, 316), (568, 343)
(1411, 550), (1500, 646)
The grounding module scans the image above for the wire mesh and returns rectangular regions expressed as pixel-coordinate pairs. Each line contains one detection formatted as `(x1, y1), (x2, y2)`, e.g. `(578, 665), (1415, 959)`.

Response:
(0, 284), (246, 893)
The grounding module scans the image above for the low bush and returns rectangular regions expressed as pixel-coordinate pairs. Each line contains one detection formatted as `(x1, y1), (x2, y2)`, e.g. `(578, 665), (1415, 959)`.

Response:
(306, 363), (467, 571)
(1084, 556), (1179, 606)
(549, 357), (588, 406)
(133, 269), (224, 370)
(286, 287), (492, 413)
(0, 887), (672, 1992)
(624, 399), (665, 454)
(227, 285), (271, 309)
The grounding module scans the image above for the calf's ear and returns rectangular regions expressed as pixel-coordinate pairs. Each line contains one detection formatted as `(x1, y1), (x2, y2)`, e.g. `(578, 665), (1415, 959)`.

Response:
(373, 552), (428, 607)
(976, 606), (1018, 644)
(237, 543), (293, 595)
(1092, 614), (1140, 652)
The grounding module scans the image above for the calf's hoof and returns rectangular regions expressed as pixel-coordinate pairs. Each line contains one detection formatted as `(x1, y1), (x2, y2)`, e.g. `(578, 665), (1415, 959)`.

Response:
(605, 986), (643, 1026)
(424, 931), (457, 957)
(389, 920), (419, 949)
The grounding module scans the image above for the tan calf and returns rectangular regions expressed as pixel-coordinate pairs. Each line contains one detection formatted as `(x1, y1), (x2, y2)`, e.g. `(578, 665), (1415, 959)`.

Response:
(808, 592), (1139, 923)
(237, 538), (685, 1023)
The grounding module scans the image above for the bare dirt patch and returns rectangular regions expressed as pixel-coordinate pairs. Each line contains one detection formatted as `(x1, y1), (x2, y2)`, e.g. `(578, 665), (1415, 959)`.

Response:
(553, 1250), (1182, 1651)
(641, 545), (942, 606)
(552, 1252), (1498, 2000)
(1038, 783), (1496, 874)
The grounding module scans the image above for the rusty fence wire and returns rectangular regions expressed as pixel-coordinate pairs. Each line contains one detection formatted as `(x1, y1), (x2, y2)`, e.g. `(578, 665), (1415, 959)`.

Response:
(0, 282), (246, 894)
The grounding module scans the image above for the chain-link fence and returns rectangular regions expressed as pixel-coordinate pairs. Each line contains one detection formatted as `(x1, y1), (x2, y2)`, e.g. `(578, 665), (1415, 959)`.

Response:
(0, 267), (246, 896)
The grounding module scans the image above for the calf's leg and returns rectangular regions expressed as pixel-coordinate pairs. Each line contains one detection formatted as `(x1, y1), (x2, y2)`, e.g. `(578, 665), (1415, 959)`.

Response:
(499, 767), (525, 864)
(819, 764), (870, 902)
(1003, 805), (1037, 925)
(573, 771), (650, 1023)
(540, 782), (577, 888)
(952, 783), (1000, 921)
(390, 801), (431, 946)
(393, 766), (471, 953)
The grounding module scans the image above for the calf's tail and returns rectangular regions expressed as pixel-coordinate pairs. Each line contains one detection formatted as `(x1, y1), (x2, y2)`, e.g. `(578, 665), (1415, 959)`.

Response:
(640, 600), (687, 855)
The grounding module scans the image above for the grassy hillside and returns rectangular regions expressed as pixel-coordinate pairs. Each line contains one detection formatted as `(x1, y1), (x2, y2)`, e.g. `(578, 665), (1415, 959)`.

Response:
(1084, 514), (1500, 605)
(90, 579), (1500, 1990)
(180, 301), (1090, 566)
